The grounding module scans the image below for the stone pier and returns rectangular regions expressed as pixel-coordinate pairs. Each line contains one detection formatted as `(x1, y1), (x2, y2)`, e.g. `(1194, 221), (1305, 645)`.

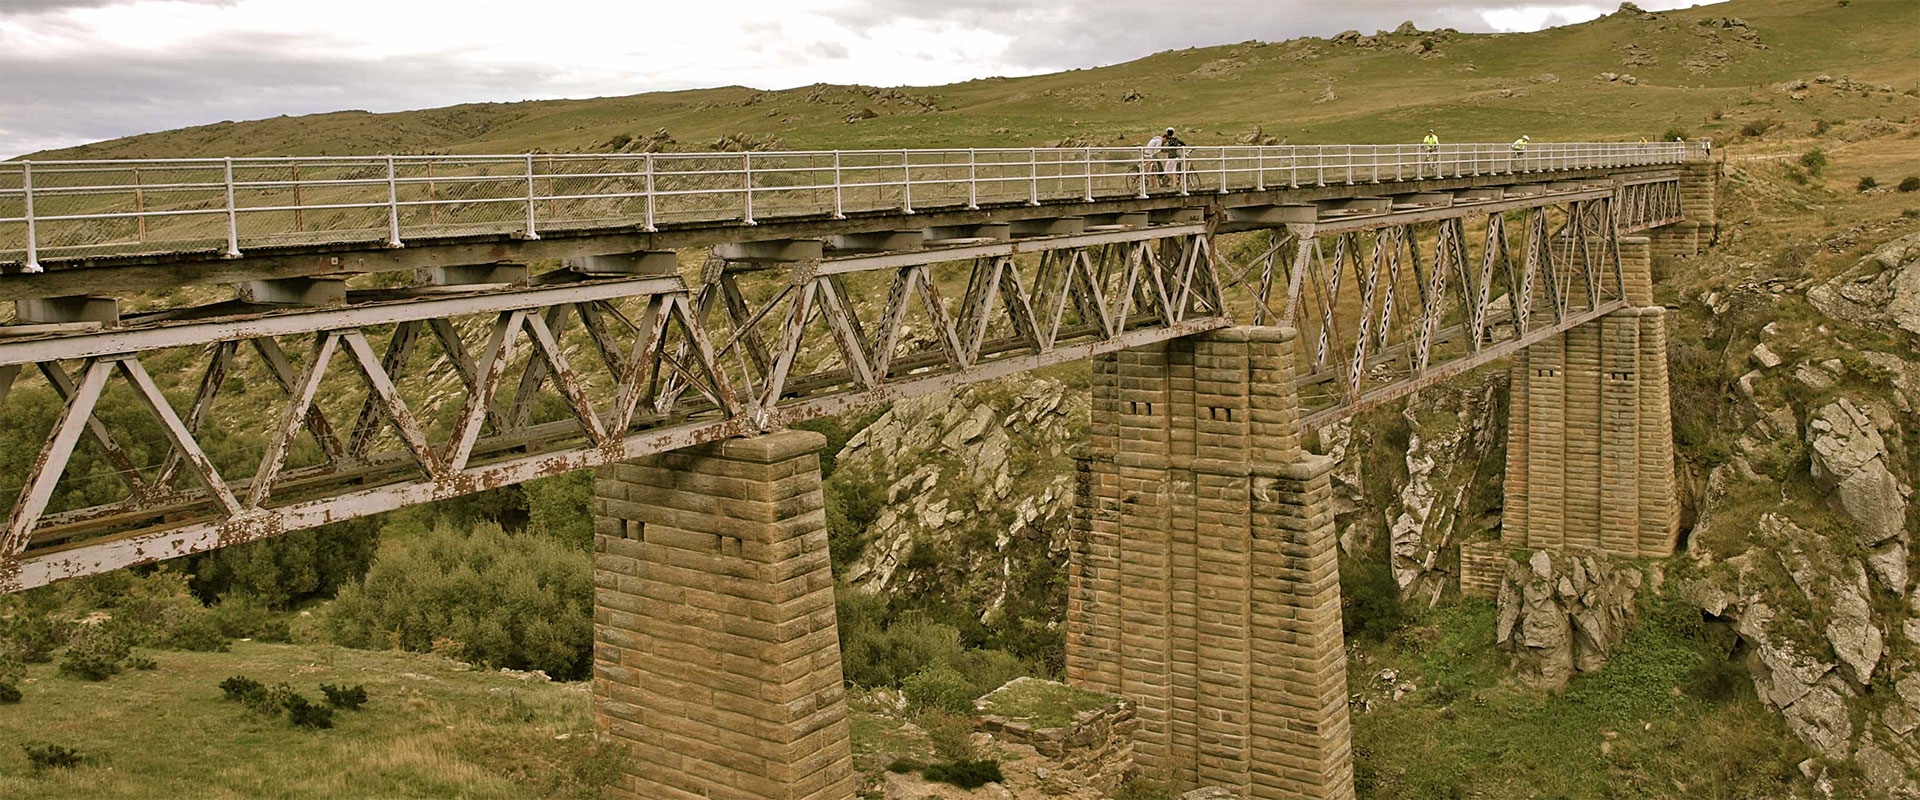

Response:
(1485, 235), (1678, 583)
(1647, 160), (1720, 265)
(592, 430), (854, 800)
(1068, 327), (1354, 800)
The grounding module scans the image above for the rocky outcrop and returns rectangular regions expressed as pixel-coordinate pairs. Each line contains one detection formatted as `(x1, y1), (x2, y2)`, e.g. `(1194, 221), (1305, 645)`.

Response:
(1808, 399), (1911, 548)
(975, 677), (1137, 795)
(1807, 232), (1920, 335)
(1495, 551), (1645, 689)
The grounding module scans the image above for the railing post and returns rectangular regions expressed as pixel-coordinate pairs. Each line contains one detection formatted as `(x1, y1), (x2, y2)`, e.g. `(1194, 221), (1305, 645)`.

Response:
(1137, 147), (1149, 199)
(223, 157), (241, 258)
(1029, 148), (1040, 206)
(902, 149), (914, 214)
(1290, 147), (1299, 188)
(1316, 145), (1326, 187)
(1371, 145), (1380, 183)
(1345, 144), (1354, 185)
(743, 152), (755, 225)
(833, 151), (846, 219)
(1256, 147), (1266, 191)
(1217, 148), (1228, 194)
(20, 160), (39, 273)
(644, 153), (657, 232)
(385, 155), (403, 248)
(967, 149), (979, 209)
(523, 153), (540, 240)
(1084, 148), (1094, 202)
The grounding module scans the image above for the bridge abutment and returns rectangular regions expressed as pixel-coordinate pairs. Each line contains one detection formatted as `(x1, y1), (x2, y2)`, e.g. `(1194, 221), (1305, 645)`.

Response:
(591, 430), (854, 800)
(1480, 236), (1678, 588)
(1647, 160), (1719, 265)
(1069, 327), (1354, 800)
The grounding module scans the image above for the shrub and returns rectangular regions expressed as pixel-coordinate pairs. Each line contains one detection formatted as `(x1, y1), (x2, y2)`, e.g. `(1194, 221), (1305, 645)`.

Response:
(1340, 560), (1406, 643)
(126, 654), (158, 671)
(904, 666), (979, 714)
(886, 758), (924, 773)
(0, 683), (19, 703)
(1857, 175), (1878, 192)
(1812, 119), (1832, 136)
(0, 643), (24, 686)
(208, 595), (293, 642)
(1899, 176), (1920, 193)
(1739, 119), (1774, 138)
(22, 742), (85, 771)
(162, 615), (231, 652)
(320, 683), (368, 710)
(921, 710), (978, 761)
(219, 675), (266, 704)
(922, 759), (1004, 789)
(1660, 127), (1689, 143)
(1799, 148), (1827, 174)
(285, 693), (334, 729)
(188, 518), (381, 609)
(5, 611), (64, 662)
(58, 626), (130, 681)
(325, 520), (593, 679)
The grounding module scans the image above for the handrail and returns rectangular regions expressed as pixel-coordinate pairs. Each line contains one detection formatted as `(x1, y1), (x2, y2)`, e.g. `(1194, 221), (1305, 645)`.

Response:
(0, 141), (1700, 271)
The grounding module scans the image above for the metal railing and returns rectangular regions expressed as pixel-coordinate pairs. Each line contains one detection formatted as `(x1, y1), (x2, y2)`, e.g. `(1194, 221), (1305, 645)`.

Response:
(0, 141), (1696, 270)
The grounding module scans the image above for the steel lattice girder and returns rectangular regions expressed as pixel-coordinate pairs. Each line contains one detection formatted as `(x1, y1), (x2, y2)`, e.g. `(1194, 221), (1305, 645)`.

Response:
(0, 180), (1677, 591)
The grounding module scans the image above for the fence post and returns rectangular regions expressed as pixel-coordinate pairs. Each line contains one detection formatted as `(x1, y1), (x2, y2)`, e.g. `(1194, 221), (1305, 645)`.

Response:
(744, 152), (756, 225)
(20, 161), (38, 273)
(1371, 145), (1380, 184)
(902, 149), (914, 214)
(833, 151), (845, 219)
(523, 153), (540, 240)
(1029, 148), (1040, 206)
(223, 157), (241, 258)
(1256, 147), (1266, 191)
(644, 153), (657, 232)
(1218, 148), (1228, 194)
(385, 155), (403, 248)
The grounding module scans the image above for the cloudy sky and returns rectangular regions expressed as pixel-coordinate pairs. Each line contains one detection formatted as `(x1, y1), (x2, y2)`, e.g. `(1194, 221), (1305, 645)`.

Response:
(1, 0), (1713, 157)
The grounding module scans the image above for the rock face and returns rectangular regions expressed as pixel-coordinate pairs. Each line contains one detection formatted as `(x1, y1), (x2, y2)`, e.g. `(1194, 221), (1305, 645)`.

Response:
(1495, 550), (1645, 689)
(837, 377), (1083, 628)
(1808, 399), (1911, 546)
(1807, 232), (1920, 334)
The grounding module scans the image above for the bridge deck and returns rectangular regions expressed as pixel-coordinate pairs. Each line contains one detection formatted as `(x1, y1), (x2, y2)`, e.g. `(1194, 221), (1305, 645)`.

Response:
(1, 142), (1691, 300)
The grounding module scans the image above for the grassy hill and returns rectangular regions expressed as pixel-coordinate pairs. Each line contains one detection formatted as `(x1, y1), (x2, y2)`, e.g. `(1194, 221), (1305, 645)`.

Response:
(26, 0), (1918, 161)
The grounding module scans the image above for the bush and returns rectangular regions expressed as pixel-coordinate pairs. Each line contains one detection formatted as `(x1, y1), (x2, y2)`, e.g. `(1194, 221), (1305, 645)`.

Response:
(188, 518), (381, 609)
(1340, 561), (1406, 643)
(1898, 176), (1920, 193)
(161, 615), (231, 652)
(4, 611), (65, 662)
(1739, 119), (1775, 138)
(219, 674), (266, 704)
(126, 654), (158, 671)
(325, 520), (593, 679)
(22, 742), (85, 771)
(1660, 127), (1689, 143)
(1857, 175), (1879, 192)
(904, 666), (980, 714)
(284, 693), (334, 729)
(921, 710), (978, 761)
(58, 626), (130, 681)
(922, 759), (1004, 789)
(886, 758), (924, 773)
(208, 595), (293, 642)
(0, 683), (20, 704)
(1799, 148), (1827, 174)
(320, 683), (368, 710)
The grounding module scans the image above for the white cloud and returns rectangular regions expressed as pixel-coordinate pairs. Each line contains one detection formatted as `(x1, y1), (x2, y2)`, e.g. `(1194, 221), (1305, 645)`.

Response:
(0, 0), (1714, 157)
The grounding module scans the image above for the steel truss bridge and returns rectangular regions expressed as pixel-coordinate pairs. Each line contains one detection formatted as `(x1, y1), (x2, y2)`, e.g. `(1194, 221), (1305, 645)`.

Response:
(0, 142), (1692, 590)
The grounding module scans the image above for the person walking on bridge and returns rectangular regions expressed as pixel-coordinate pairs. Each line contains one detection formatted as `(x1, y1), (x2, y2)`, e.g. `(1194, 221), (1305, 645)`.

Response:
(1510, 134), (1530, 173)
(1422, 129), (1441, 177)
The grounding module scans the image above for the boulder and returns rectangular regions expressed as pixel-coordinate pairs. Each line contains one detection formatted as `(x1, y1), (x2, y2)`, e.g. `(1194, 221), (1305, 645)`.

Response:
(1497, 551), (1640, 689)
(1808, 399), (1909, 545)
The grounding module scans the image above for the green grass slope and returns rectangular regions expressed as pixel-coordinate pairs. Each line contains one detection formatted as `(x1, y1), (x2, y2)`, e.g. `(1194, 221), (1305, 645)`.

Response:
(27, 0), (1918, 161)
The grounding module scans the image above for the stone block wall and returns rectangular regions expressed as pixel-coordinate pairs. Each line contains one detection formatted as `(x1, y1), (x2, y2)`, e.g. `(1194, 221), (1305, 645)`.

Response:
(1648, 161), (1720, 264)
(1070, 327), (1354, 800)
(592, 430), (854, 800)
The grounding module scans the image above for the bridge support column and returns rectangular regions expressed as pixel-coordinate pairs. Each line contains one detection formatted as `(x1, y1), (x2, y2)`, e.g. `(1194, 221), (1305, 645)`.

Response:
(1489, 236), (1678, 580)
(1647, 160), (1719, 264)
(591, 430), (854, 800)
(1069, 327), (1354, 800)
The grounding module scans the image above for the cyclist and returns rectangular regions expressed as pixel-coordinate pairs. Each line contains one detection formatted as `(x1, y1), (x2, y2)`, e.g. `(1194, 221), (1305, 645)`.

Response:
(1422, 129), (1440, 176)
(1511, 134), (1530, 172)
(1161, 128), (1188, 189)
